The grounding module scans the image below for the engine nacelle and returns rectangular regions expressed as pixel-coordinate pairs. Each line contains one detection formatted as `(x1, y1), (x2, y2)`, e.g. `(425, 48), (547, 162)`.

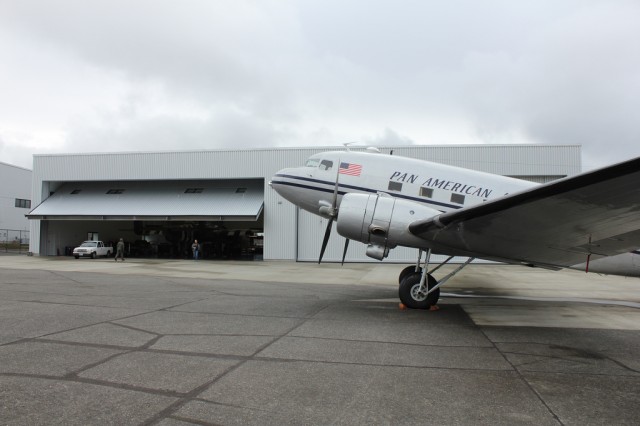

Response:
(336, 193), (441, 260)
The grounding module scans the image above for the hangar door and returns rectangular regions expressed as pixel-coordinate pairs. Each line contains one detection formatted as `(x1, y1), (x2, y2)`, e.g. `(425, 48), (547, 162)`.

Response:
(28, 179), (264, 259)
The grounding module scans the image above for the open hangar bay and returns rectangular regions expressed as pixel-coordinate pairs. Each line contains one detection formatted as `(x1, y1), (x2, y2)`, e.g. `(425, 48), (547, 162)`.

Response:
(1, 255), (639, 425)
(27, 144), (580, 262)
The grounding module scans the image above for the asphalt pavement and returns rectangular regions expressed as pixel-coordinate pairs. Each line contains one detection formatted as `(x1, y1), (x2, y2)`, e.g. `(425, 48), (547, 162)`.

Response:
(1, 255), (640, 425)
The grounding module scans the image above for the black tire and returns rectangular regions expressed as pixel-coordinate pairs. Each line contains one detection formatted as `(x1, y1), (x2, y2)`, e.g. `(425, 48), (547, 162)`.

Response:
(106, 251), (111, 257)
(399, 265), (422, 284)
(399, 272), (440, 309)
(91, 252), (96, 259)
(74, 255), (79, 259)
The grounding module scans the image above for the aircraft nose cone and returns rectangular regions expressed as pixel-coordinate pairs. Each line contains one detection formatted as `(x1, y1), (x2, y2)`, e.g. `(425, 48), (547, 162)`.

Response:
(270, 167), (301, 203)
(270, 168), (290, 194)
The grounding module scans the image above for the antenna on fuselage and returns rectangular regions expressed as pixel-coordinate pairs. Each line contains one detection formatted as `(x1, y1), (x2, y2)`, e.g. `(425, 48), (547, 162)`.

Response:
(343, 141), (358, 151)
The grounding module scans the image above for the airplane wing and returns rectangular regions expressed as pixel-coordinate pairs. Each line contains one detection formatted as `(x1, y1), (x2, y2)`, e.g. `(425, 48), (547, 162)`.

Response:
(409, 156), (640, 269)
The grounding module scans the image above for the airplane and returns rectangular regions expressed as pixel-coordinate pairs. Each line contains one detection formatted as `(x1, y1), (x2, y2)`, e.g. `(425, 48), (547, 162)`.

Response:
(270, 147), (640, 309)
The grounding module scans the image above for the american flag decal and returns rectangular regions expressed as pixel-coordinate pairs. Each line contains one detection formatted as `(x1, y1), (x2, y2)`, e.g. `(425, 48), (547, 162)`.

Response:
(339, 162), (362, 176)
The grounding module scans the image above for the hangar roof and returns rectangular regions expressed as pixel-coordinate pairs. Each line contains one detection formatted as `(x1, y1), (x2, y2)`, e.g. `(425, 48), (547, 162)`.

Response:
(27, 179), (263, 221)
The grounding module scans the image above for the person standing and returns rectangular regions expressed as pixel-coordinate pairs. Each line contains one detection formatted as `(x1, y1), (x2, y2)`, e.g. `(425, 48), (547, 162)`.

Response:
(192, 239), (200, 260)
(115, 238), (125, 262)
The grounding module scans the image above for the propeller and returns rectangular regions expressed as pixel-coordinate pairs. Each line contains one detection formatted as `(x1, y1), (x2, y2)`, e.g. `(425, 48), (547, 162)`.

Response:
(318, 217), (333, 263)
(341, 238), (349, 265)
(318, 161), (351, 264)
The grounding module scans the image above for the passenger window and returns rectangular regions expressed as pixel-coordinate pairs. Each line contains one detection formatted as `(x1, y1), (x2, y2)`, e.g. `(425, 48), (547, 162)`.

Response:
(420, 187), (433, 198)
(388, 181), (402, 191)
(319, 160), (333, 170)
(451, 193), (465, 204)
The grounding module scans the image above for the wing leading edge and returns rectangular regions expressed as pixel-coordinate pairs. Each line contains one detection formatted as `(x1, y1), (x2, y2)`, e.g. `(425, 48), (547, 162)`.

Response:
(409, 156), (640, 269)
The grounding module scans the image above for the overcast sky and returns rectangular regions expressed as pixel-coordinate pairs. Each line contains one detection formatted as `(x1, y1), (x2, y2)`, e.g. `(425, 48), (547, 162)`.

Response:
(1, 0), (639, 171)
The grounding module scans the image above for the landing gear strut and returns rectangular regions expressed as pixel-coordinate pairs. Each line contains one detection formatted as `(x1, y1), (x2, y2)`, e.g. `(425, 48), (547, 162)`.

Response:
(398, 249), (474, 309)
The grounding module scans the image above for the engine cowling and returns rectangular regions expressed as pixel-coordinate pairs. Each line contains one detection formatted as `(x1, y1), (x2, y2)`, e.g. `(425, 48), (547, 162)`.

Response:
(336, 193), (441, 260)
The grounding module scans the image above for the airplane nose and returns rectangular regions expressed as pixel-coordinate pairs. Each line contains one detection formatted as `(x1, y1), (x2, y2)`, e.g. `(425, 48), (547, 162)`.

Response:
(270, 168), (290, 195)
(270, 165), (329, 215)
(270, 167), (301, 203)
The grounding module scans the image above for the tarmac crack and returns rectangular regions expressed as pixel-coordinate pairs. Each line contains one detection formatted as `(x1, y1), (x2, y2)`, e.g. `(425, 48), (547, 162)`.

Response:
(107, 321), (162, 336)
(46, 270), (87, 285)
(500, 349), (640, 375)
(138, 359), (247, 425)
(168, 416), (223, 426)
(164, 308), (321, 320)
(65, 349), (137, 377)
(248, 356), (516, 371)
(169, 415), (223, 426)
(498, 342), (640, 375)
(479, 327), (565, 425)
(0, 372), (188, 399)
(22, 309), (178, 342)
(139, 308), (323, 425)
(281, 332), (490, 348)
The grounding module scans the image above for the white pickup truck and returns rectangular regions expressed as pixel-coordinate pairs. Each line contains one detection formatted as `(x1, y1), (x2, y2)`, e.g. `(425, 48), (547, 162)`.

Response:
(73, 241), (113, 259)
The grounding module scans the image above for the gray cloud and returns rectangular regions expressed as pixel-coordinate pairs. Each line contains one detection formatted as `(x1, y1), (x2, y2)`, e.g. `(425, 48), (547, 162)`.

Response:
(362, 128), (415, 147)
(0, 0), (638, 170)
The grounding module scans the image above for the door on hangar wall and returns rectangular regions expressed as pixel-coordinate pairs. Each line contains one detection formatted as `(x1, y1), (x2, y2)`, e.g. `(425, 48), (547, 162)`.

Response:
(28, 179), (265, 259)
(132, 217), (264, 260)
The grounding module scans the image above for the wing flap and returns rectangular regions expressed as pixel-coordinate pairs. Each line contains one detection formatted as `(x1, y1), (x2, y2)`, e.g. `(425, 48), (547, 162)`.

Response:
(409, 156), (640, 268)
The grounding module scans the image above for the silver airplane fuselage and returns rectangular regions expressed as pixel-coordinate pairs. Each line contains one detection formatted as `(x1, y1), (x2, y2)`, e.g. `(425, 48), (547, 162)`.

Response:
(271, 150), (640, 277)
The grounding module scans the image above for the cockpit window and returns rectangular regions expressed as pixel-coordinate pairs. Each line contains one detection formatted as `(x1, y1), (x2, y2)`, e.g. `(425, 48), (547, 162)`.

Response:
(305, 158), (320, 168)
(319, 160), (333, 171)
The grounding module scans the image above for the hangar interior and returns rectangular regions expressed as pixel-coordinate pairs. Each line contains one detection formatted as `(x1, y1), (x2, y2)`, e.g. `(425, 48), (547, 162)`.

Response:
(29, 179), (264, 260)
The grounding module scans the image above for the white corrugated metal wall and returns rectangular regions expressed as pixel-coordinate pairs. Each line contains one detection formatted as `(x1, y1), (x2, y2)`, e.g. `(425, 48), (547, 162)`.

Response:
(0, 162), (32, 232)
(29, 145), (581, 260)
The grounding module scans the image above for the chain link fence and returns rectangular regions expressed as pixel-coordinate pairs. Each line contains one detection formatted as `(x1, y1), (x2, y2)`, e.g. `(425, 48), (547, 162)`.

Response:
(0, 229), (30, 254)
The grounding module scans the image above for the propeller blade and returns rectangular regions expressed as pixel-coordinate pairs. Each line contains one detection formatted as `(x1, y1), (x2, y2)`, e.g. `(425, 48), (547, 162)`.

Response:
(341, 238), (350, 265)
(318, 218), (333, 264)
(319, 161), (341, 264)
(331, 160), (341, 211)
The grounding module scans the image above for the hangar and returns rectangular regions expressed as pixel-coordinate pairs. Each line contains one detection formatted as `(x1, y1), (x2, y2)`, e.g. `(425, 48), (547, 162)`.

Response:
(28, 145), (581, 262)
(0, 161), (32, 250)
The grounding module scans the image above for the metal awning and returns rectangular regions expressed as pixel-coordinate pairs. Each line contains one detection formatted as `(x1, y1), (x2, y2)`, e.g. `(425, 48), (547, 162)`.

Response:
(27, 180), (264, 221)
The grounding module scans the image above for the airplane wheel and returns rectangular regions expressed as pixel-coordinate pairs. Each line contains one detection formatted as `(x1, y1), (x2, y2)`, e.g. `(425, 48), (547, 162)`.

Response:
(399, 265), (422, 284)
(399, 273), (439, 309)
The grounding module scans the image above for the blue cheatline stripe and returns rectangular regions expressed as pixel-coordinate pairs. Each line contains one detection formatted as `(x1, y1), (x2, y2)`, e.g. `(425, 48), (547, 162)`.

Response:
(271, 180), (345, 196)
(271, 175), (460, 211)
